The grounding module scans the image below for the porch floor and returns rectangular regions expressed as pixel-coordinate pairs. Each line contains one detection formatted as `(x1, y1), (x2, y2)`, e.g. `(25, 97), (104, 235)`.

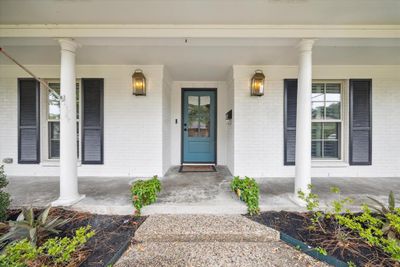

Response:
(6, 166), (399, 215)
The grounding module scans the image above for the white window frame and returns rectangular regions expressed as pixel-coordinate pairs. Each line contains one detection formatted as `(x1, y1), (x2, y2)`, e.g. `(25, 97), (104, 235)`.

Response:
(311, 80), (348, 163)
(40, 79), (82, 164)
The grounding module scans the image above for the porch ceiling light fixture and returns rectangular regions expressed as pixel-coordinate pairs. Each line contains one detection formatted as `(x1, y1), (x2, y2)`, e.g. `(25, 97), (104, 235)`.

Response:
(250, 70), (265, 96)
(132, 69), (146, 96)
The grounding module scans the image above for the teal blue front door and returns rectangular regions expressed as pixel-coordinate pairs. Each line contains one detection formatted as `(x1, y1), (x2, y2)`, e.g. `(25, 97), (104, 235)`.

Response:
(182, 90), (216, 163)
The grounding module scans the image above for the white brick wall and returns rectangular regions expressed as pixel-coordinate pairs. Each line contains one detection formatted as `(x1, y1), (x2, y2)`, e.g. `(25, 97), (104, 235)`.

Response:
(232, 65), (400, 178)
(2, 64), (399, 179)
(0, 65), (165, 177)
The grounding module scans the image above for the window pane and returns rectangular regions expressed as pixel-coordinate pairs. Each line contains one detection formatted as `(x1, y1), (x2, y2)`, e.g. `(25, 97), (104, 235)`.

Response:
(188, 96), (199, 137)
(324, 141), (339, 158)
(324, 122), (339, 140)
(48, 83), (60, 120)
(312, 122), (323, 139)
(326, 102), (341, 120)
(49, 122), (60, 159)
(326, 83), (341, 101)
(312, 84), (324, 101)
(199, 96), (210, 137)
(312, 102), (325, 119)
(312, 141), (323, 158)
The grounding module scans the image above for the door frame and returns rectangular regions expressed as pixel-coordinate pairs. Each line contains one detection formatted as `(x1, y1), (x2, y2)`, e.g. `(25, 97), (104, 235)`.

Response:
(181, 88), (218, 164)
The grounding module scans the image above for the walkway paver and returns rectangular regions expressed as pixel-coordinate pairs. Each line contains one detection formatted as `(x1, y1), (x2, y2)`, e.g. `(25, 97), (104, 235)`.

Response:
(115, 214), (329, 267)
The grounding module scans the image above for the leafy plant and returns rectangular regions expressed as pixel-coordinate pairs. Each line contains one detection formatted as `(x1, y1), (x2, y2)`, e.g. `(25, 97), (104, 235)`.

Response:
(0, 165), (11, 222)
(0, 239), (38, 267)
(314, 246), (328, 256)
(131, 176), (161, 216)
(0, 205), (70, 246)
(336, 204), (400, 261)
(40, 225), (95, 263)
(231, 176), (260, 215)
(0, 226), (94, 266)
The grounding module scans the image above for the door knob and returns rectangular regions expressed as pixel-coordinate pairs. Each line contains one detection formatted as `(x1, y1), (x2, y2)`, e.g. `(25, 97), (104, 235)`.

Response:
(184, 128), (188, 131)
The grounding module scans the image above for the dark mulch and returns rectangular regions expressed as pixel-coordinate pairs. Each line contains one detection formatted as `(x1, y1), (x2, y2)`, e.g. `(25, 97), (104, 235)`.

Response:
(4, 208), (146, 267)
(246, 211), (399, 267)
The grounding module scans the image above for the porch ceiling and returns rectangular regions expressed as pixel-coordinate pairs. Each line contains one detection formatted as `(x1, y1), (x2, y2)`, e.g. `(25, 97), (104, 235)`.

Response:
(1, 37), (399, 80)
(1, 0), (399, 25)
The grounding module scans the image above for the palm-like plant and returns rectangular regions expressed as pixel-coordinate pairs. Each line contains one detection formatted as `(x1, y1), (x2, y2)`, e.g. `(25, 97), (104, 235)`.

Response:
(0, 206), (70, 246)
(367, 191), (400, 240)
(368, 191), (397, 215)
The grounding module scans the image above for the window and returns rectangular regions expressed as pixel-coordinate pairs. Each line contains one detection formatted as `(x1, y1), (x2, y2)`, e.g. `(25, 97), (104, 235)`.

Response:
(311, 82), (342, 159)
(47, 82), (80, 159)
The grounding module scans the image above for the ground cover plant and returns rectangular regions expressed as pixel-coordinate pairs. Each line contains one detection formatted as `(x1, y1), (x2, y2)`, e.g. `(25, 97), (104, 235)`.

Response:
(131, 176), (161, 216)
(0, 165), (11, 222)
(231, 176), (260, 215)
(248, 186), (400, 266)
(0, 208), (146, 267)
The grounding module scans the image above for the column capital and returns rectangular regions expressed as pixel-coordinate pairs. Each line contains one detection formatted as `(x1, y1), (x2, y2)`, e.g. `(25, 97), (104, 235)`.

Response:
(58, 38), (80, 53)
(297, 39), (316, 52)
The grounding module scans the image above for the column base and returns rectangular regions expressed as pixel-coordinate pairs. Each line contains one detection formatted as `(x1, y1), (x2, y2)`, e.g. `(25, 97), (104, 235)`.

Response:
(289, 194), (307, 207)
(52, 194), (85, 207)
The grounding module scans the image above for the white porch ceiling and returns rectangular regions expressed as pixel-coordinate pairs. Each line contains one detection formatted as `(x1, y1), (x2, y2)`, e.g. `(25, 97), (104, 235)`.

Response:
(1, 37), (399, 80)
(1, 0), (399, 25)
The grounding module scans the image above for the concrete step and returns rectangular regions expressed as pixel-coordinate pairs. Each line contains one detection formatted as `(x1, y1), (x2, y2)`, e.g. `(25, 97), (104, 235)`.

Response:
(115, 240), (328, 267)
(134, 214), (280, 243)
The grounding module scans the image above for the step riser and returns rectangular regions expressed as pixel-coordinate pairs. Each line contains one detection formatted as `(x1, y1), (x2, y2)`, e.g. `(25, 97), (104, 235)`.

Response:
(134, 214), (280, 243)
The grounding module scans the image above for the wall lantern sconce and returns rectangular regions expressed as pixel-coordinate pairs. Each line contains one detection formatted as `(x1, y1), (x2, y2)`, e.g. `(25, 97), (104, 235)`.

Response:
(250, 70), (265, 96)
(132, 69), (146, 96)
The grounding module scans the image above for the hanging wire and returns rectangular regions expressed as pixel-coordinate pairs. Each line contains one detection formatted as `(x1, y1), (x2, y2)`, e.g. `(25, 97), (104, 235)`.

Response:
(0, 47), (61, 101)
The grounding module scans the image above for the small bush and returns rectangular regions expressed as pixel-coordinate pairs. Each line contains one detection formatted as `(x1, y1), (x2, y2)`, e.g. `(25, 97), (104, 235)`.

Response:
(0, 225), (94, 266)
(231, 176), (260, 215)
(0, 165), (11, 221)
(131, 176), (161, 216)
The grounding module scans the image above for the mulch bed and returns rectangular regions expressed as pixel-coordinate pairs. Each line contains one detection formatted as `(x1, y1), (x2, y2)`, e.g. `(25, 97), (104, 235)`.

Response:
(3, 208), (146, 267)
(246, 211), (399, 267)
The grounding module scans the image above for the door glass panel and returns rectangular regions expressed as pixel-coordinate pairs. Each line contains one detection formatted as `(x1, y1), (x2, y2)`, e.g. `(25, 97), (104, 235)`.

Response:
(199, 96), (210, 137)
(188, 96), (199, 137)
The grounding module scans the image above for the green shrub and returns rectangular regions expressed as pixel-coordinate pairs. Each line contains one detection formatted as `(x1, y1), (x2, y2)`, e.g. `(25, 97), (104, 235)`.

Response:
(0, 205), (70, 246)
(131, 176), (161, 216)
(231, 176), (260, 215)
(0, 225), (94, 266)
(298, 185), (400, 262)
(0, 165), (11, 222)
(0, 239), (38, 267)
(40, 225), (95, 264)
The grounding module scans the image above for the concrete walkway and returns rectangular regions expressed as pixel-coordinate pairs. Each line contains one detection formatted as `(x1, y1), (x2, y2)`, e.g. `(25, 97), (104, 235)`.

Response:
(115, 214), (328, 267)
(6, 166), (399, 214)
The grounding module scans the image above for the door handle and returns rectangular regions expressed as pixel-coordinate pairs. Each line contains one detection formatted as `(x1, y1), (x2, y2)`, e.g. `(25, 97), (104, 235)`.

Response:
(184, 128), (188, 131)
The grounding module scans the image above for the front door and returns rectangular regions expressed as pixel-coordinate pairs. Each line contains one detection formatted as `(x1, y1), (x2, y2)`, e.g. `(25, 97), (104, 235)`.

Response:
(182, 90), (216, 163)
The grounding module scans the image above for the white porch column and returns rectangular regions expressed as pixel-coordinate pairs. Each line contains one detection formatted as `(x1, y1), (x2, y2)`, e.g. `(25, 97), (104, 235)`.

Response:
(52, 38), (84, 206)
(294, 39), (315, 202)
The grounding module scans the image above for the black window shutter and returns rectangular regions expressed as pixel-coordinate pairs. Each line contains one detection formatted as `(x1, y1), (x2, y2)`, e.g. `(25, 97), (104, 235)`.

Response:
(18, 79), (40, 164)
(349, 79), (372, 165)
(82, 79), (104, 164)
(284, 79), (297, 165)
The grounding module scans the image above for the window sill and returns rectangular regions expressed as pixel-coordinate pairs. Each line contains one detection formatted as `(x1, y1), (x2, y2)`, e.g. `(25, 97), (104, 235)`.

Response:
(312, 161), (349, 168)
(40, 161), (82, 167)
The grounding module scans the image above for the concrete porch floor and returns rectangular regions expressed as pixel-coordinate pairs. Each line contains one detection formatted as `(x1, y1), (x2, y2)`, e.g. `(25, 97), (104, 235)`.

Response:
(6, 166), (399, 215)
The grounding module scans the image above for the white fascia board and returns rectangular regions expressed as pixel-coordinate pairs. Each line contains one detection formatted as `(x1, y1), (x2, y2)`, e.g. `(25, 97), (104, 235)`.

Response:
(0, 24), (400, 38)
